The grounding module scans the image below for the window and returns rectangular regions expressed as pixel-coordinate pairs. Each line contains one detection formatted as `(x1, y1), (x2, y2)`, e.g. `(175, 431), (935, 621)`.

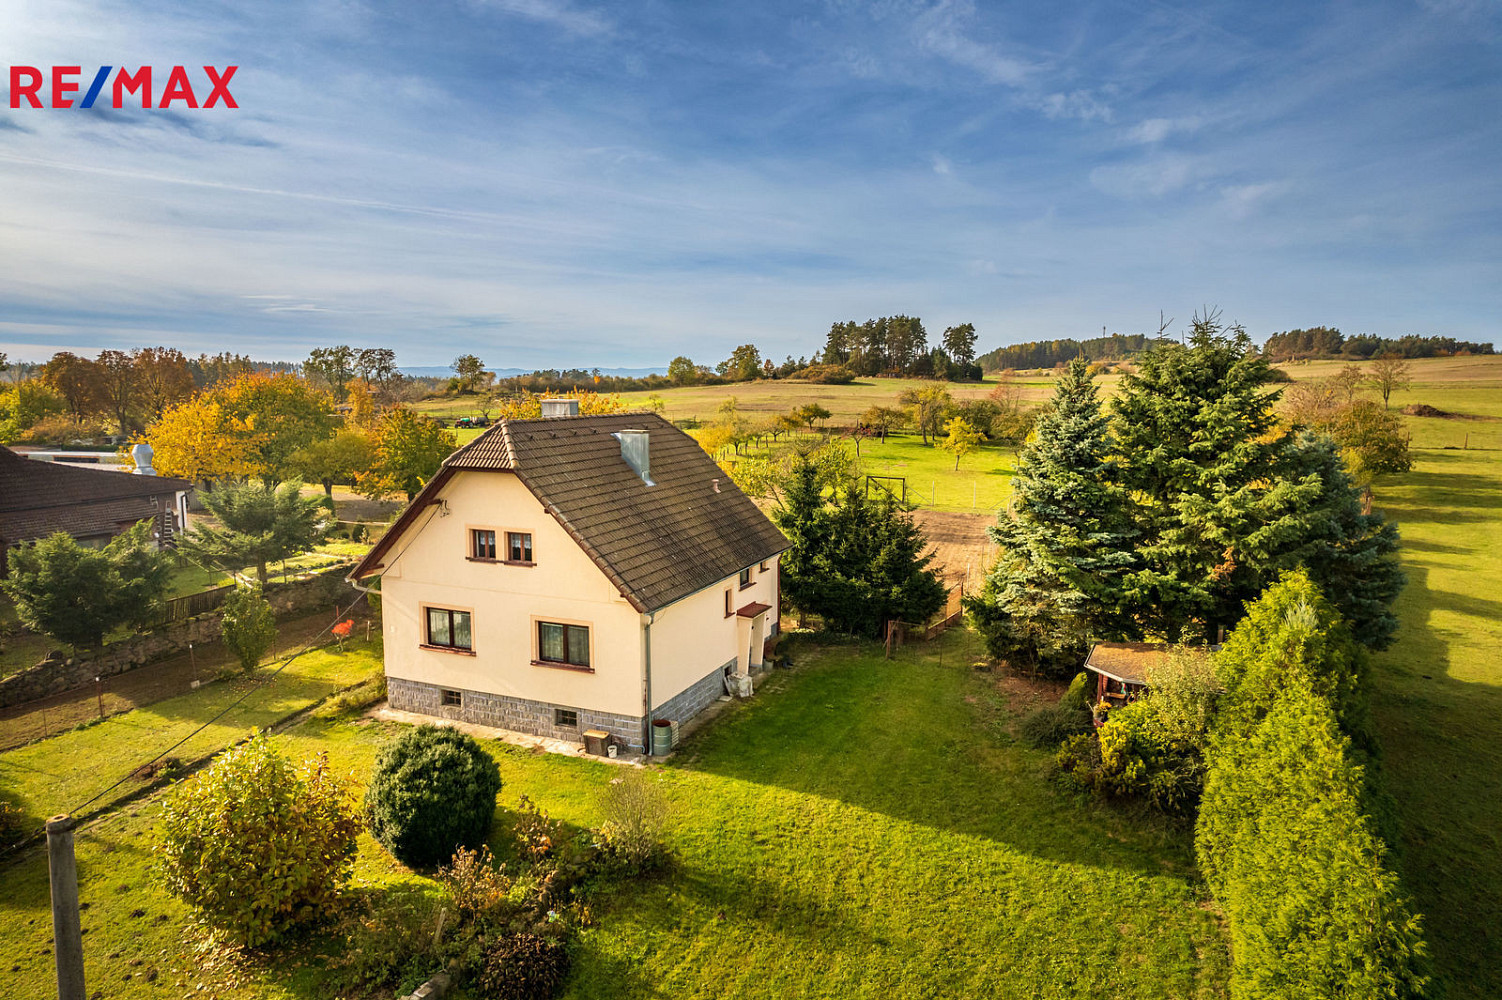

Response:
(554, 708), (578, 728)
(739, 566), (753, 589)
(760, 560), (769, 572)
(441, 689), (463, 707)
(471, 529), (497, 560)
(725, 589), (733, 618)
(426, 607), (472, 650)
(507, 531), (533, 563)
(538, 621), (590, 668)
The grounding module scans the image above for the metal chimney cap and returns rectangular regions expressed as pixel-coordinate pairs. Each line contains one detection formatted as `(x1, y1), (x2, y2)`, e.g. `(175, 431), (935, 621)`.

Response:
(540, 397), (580, 418)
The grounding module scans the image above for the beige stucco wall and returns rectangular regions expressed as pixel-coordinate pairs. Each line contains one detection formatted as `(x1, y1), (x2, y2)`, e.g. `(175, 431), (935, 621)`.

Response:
(647, 554), (779, 711)
(378, 471), (646, 717)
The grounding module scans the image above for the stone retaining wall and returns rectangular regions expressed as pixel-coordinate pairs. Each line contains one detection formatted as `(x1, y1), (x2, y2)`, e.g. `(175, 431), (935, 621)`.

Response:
(0, 564), (363, 710)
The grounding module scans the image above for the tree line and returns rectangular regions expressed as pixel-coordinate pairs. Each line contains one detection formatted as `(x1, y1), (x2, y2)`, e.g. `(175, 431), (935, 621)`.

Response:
(1262, 327), (1493, 360)
(974, 333), (1168, 371)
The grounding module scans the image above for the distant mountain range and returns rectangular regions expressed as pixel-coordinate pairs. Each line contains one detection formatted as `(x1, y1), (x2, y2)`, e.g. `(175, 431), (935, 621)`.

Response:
(398, 366), (667, 378)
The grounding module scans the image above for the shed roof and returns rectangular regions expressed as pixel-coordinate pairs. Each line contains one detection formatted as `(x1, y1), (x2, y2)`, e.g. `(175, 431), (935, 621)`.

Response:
(0, 447), (189, 546)
(351, 412), (789, 613)
(1084, 642), (1174, 686)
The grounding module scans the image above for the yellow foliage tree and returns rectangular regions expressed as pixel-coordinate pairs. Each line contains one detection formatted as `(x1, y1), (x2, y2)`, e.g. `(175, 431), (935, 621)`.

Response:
(938, 416), (984, 470)
(149, 396), (262, 483)
(492, 390), (627, 420)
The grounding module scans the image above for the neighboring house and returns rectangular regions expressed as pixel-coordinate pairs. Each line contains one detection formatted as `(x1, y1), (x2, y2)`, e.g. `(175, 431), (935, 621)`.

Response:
(349, 405), (789, 754)
(1084, 641), (1171, 708)
(0, 444), (191, 578)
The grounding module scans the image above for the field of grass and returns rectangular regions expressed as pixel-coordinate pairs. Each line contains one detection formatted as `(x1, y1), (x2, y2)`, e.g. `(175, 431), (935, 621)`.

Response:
(1345, 365), (1502, 999)
(0, 638), (384, 837)
(0, 629), (1229, 999)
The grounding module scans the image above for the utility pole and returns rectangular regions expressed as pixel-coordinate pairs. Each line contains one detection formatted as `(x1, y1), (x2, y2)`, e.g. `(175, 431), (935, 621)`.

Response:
(46, 814), (86, 1000)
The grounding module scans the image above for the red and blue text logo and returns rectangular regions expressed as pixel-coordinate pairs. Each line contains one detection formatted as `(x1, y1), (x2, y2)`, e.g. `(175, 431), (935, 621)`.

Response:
(8, 66), (238, 109)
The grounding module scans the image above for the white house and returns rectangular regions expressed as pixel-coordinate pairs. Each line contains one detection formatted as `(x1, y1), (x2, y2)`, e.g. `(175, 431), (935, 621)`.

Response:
(348, 404), (789, 754)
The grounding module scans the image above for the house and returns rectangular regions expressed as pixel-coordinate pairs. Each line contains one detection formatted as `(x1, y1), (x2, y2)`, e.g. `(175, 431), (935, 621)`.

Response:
(348, 404), (789, 754)
(0, 444), (191, 578)
(1084, 641), (1172, 708)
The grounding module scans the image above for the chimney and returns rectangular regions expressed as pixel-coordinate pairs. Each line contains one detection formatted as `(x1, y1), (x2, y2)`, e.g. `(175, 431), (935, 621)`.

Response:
(131, 442), (156, 475)
(615, 429), (654, 485)
(540, 397), (580, 419)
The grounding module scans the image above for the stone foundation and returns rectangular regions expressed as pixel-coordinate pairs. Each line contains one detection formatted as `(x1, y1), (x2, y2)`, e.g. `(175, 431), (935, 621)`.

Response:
(386, 658), (737, 754)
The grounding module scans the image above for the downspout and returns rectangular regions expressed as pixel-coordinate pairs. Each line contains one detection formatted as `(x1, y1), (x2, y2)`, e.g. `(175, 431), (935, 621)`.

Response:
(642, 610), (656, 756)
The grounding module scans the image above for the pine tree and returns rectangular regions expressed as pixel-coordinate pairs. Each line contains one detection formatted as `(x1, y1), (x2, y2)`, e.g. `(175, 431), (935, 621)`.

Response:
(965, 358), (1136, 673)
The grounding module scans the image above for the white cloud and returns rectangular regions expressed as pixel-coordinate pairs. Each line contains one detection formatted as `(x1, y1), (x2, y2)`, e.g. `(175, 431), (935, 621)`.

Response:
(474, 0), (611, 38)
(1089, 155), (1201, 199)
(1220, 181), (1290, 218)
(912, 0), (1033, 86)
(1124, 115), (1204, 144)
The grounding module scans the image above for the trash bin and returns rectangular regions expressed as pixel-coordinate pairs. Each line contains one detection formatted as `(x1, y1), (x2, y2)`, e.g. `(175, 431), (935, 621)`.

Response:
(583, 729), (612, 756)
(651, 718), (674, 756)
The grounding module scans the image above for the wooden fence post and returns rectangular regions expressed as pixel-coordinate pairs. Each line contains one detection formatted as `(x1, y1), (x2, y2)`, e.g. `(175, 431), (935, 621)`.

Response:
(46, 814), (86, 1000)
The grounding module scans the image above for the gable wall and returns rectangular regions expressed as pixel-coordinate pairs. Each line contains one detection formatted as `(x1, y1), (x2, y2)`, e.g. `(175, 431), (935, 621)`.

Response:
(378, 470), (645, 718)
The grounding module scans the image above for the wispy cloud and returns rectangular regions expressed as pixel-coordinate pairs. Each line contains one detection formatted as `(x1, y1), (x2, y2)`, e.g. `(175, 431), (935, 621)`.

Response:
(474, 0), (612, 38)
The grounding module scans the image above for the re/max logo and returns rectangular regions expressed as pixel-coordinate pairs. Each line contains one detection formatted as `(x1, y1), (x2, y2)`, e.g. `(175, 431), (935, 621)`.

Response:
(8, 66), (238, 109)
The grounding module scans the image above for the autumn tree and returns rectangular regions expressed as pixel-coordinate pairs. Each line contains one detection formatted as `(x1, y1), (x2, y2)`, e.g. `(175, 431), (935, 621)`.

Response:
(898, 385), (952, 444)
(938, 416), (983, 469)
(149, 396), (262, 484)
(133, 347), (196, 420)
(214, 372), (338, 483)
(357, 407), (458, 501)
(0, 381), (64, 442)
(40, 352), (104, 419)
(178, 480), (331, 588)
(92, 349), (141, 436)
(860, 405), (906, 442)
(221, 585), (277, 672)
(1367, 355), (1411, 409)
(304, 346), (356, 402)
(289, 430), (378, 499)
(354, 348), (401, 396)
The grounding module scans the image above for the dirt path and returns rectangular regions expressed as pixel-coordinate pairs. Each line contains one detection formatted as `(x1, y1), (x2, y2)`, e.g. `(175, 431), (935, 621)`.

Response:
(911, 510), (995, 590)
(0, 607), (378, 751)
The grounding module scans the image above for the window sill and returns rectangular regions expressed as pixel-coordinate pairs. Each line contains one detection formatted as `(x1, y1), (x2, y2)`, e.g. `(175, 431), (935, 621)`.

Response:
(420, 643), (476, 656)
(739, 582), (756, 591)
(503, 559), (536, 567)
(532, 659), (594, 673)
(466, 556), (499, 564)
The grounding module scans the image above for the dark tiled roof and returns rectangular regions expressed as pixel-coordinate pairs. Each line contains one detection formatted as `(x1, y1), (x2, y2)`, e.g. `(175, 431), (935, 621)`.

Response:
(0, 448), (189, 545)
(353, 413), (788, 613)
(1084, 642), (1173, 685)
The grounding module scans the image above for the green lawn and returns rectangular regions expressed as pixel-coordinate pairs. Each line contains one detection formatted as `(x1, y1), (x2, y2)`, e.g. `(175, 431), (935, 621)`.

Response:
(1359, 367), (1502, 1000)
(0, 629), (1228, 999)
(0, 639), (384, 837)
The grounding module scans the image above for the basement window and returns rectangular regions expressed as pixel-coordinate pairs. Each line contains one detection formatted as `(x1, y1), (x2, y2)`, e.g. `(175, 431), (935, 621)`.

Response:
(554, 708), (578, 728)
(441, 689), (462, 707)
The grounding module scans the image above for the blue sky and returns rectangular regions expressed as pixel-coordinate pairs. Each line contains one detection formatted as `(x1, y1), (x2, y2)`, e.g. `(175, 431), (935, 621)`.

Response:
(1, 0), (1498, 368)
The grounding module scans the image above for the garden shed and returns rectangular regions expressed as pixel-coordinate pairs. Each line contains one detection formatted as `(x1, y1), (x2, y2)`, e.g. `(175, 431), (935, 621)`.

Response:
(1084, 642), (1173, 708)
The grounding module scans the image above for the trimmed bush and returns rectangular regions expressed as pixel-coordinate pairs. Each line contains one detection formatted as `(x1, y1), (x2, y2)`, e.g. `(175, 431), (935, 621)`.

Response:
(1197, 683), (1427, 998)
(221, 584), (276, 672)
(476, 932), (571, 1000)
(155, 735), (359, 949)
(365, 725), (502, 867)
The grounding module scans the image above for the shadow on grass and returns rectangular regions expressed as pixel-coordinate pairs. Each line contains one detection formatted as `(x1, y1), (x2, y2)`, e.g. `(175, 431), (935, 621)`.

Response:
(673, 631), (1191, 880)
(1373, 567), (1502, 1000)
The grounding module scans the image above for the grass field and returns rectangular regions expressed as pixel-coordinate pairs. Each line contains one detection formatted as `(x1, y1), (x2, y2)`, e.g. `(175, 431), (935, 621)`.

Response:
(0, 630), (1229, 999)
(0, 638), (384, 837)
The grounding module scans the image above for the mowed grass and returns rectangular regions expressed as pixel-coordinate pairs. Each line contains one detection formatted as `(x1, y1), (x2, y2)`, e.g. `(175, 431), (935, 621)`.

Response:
(1354, 364), (1502, 999)
(0, 630), (1228, 999)
(0, 639), (384, 836)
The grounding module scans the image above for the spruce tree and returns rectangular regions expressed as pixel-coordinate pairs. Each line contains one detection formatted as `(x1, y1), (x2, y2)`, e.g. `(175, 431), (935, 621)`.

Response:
(965, 358), (1136, 673)
(1111, 314), (1315, 640)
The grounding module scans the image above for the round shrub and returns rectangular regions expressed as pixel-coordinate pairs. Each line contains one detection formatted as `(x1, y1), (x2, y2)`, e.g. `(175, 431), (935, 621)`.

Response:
(155, 734), (359, 949)
(476, 932), (571, 1000)
(365, 724), (502, 867)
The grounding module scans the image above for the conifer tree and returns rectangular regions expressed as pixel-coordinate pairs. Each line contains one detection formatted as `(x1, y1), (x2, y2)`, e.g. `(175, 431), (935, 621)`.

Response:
(1111, 313), (1317, 640)
(966, 358), (1136, 673)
